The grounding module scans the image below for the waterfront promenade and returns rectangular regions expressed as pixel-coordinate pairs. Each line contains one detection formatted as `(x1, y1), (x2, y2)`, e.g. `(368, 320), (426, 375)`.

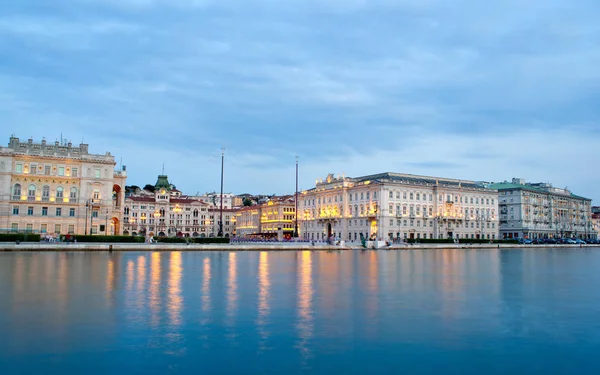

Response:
(1, 242), (596, 251)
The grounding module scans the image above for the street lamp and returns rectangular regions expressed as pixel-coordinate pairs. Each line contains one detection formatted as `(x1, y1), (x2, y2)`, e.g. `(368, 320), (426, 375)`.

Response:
(154, 209), (161, 236)
(294, 155), (299, 238)
(218, 148), (224, 237)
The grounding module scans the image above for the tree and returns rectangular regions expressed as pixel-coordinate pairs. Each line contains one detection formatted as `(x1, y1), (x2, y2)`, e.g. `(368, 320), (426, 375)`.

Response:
(143, 184), (155, 193)
(243, 197), (253, 206)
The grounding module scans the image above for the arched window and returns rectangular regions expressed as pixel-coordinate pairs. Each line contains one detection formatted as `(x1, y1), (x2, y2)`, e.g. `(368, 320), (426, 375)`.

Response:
(56, 186), (64, 199)
(12, 184), (21, 198)
(193, 209), (198, 217)
(70, 187), (77, 200)
(28, 184), (36, 199)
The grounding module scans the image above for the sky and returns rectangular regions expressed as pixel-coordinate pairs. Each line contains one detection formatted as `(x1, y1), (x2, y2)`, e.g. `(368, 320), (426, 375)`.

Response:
(1, 0), (599, 200)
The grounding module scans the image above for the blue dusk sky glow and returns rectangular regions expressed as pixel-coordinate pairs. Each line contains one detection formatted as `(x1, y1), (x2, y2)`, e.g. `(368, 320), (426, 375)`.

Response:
(1, 0), (599, 200)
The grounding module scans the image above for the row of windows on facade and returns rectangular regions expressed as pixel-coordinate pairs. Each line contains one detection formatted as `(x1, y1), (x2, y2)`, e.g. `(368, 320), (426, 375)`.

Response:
(14, 163), (79, 177)
(14, 163), (107, 179)
(12, 205), (82, 217)
(125, 211), (230, 220)
(304, 204), (496, 218)
(126, 218), (231, 226)
(302, 232), (496, 241)
(12, 184), (102, 201)
(303, 219), (495, 229)
(304, 192), (496, 206)
(125, 207), (209, 216)
(10, 223), (78, 234)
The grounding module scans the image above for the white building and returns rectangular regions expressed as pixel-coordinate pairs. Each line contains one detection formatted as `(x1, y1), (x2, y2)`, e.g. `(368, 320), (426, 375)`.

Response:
(486, 178), (594, 239)
(300, 172), (499, 242)
(0, 136), (126, 236)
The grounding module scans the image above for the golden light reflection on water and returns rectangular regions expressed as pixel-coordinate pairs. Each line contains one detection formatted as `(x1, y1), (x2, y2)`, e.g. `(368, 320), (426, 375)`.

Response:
(136, 255), (147, 310)
(296, 251), (314, 360)
(202, 257), (211, 315)
(257, 251), (270, 349)
(226, 253), (238, 325)
(168, 252), (183, 326)
(150, 252), (161, 326)
(106, 256), (115, 308)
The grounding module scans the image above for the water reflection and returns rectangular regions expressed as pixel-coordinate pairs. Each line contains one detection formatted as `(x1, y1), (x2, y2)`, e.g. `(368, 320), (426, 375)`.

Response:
(201, 257), (211, 316)
(168, 252), (183, 327)
(149, 252), (161, 327)
(257, 252), (270, 351)
(136, 255), (147, 310)
(226, 252), (238, 325)
(296, 251), (314, 361)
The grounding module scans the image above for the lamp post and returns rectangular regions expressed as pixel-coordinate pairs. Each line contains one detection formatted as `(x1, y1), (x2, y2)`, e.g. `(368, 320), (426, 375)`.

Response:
(105, 209), (109, 235)
(154, 209), (161, 237)
(294, 155), (299, 238)
(85, 200), (89, 235)
(218, 148), (224, 237)
(89, 202), (94, 235)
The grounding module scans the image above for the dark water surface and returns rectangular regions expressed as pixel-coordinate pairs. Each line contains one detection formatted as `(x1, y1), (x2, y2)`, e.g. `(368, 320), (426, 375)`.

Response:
(2, 249), (600, 374)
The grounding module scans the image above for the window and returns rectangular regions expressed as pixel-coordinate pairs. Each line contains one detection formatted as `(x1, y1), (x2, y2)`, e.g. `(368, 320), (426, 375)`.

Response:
(30, 164), (37, 175)
(389, 191), (393, 198)
(93, 189), (100, 201)
(12, 184), (21, 198)
(95, 169), (101, 178)
(56, 186), (64, 199)
(12, 206), (19, 215)
(55, 224), (61, 234)
(44, 165), (51, 175)
(42, 207), (48, 216)
(69, 208), (75, 217)
(26, 223), (33, 232)
(58, 167), (65, 176)
(56, 208), (62, 216)
(15, 163), (23, 173)
(41, 224), (47, 233)
(92, 210), (98, 218)
(410, 193), (413, 200)
(28, 184), (36, 200)
(68, 225), (75, 234)
(72, 168), (78, 177)
(373, 192), (377, 199)
(11, 223), (18, 232)
(70, 187), (77, 201)
(366, 192), (370, 200)
(27, 206), (34, 215)
(42, 185), (50, 201)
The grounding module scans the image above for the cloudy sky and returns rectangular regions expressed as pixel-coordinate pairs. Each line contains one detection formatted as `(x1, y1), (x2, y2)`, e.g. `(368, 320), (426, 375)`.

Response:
(2, 0), (599, 200)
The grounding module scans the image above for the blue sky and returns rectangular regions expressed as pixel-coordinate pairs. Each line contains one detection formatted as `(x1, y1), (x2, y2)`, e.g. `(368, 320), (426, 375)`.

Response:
(2, 0), (599, 200)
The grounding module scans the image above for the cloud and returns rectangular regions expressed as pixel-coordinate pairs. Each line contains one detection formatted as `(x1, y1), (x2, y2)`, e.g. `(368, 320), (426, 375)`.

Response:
(1, 0), (600, 201)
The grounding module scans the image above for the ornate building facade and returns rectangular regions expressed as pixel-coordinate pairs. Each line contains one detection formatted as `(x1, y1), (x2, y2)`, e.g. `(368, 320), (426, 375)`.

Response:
(0, 136), (126, 236)
(123, 175), (235, 238)
(299, 172), (499, 242)
(486, 178), (594, 239)
(234, 196), (296, 238)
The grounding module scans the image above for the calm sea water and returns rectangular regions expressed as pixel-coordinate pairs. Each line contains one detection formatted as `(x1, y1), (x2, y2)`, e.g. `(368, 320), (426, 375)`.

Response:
(1, 249), (600, 374)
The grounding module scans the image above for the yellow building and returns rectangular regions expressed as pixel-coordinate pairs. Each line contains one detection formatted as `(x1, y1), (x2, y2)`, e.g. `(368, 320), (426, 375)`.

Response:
(0, 136), (126, 236)
(234, 196), (296, 238)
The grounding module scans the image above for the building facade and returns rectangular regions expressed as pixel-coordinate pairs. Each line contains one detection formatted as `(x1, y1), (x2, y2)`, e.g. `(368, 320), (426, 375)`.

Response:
(234, 196), (296, 238)
(0, 136), (126, 236)
(123, 175), (235, 238)
(300, 172), (499, 242)
(486, 178), (594, 239)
